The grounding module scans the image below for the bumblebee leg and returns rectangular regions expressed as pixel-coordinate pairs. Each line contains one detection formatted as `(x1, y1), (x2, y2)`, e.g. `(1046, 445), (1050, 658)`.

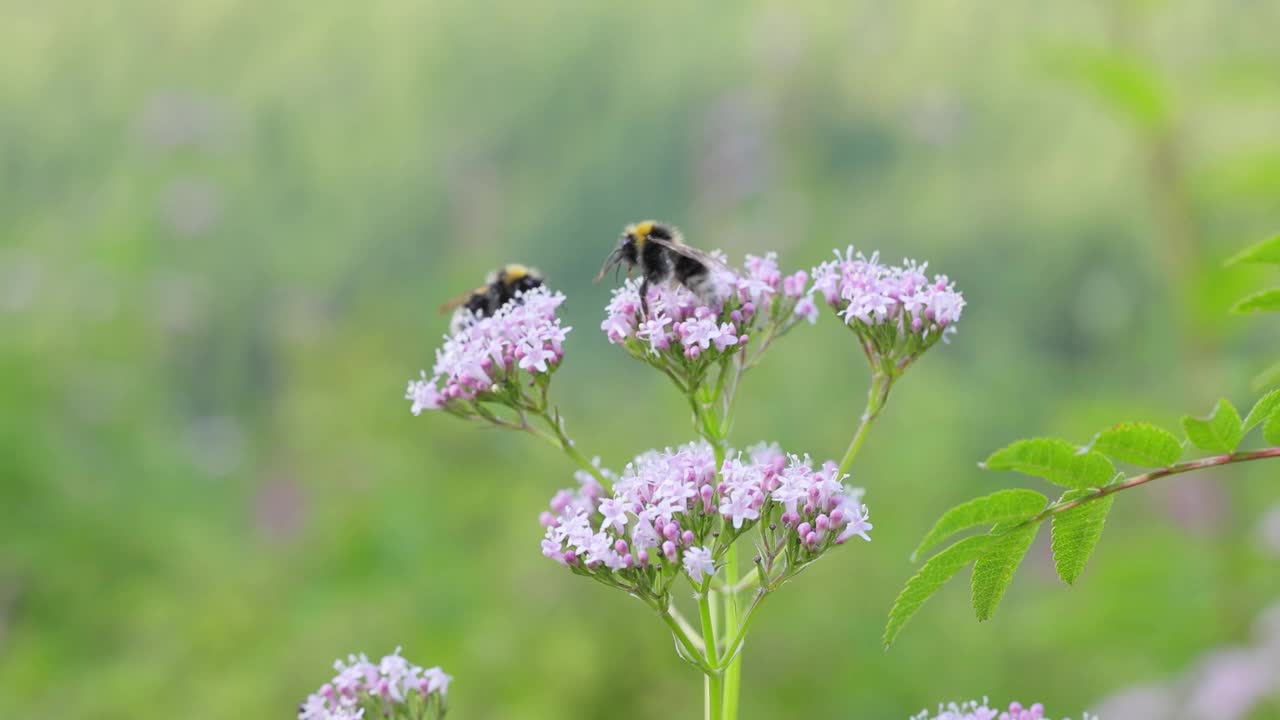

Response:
(639, 278), (650, 317)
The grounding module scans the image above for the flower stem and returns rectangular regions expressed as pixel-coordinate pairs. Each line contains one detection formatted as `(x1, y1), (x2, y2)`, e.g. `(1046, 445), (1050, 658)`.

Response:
(699, 581), (724, 720)
(660, 607), (713, 673)
(837, 372), (892, 476)
(718, 589), (769, 670)
(721, 544), (741, 720)
(702, 437), (743, 720)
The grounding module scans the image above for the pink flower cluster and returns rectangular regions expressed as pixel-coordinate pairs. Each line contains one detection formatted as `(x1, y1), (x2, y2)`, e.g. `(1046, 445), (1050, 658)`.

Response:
(911, 699), (1095, 720)
(539, 442), (871, 591)
(406, 287), (570, 414)
(812, 247), (965, 343)
(600, 252), (817, 364)
(298, 648), (451, 720)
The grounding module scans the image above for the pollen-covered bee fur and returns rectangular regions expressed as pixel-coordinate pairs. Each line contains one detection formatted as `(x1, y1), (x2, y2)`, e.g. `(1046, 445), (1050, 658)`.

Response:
(438, 264), (545, 333)
(594, 220), (729, 312)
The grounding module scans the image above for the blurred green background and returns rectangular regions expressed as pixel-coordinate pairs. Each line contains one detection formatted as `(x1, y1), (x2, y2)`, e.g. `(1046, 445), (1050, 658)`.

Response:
(3, 0), (1280, 717)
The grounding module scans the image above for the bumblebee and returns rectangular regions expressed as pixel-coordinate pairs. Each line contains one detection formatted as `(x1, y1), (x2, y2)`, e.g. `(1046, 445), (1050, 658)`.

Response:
(594, 221), (728, 310)
(438, 264), (544, 331)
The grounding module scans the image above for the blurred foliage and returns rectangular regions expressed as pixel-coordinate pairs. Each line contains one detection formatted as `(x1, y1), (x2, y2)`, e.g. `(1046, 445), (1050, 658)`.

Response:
(2, 0), (1280, 718)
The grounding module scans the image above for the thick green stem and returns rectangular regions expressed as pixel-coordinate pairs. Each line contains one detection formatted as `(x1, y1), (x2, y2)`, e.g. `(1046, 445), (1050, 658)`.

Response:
(837, 373), (891, 476)
(700, 438), (742, 720)
(721, 544), (741, 720)
(699, 582), (724, 720)
(718, 590), (769, 670)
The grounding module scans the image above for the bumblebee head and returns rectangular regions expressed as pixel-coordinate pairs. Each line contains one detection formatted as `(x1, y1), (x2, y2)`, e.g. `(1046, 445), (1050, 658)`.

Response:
(498, 264), (543, 293)
(595, 220), (679, 284)
(624, 221), (656, 251)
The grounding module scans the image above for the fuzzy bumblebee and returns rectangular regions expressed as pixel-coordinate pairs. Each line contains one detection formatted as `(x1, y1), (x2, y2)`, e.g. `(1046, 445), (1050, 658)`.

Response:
(594, 221), (728, 312)
(438, 264), (544, 332)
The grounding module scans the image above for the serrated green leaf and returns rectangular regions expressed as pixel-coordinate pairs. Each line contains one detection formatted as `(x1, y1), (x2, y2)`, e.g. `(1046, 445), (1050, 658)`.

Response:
(1265, 412), (1280, 446)
(1231, 288), (1280, 314)
(1226, 234), (1280, 266)
(884, 535), (993, 647)
(1091, 422), (1182, 467)
(1182, 399), (1244, 453)
(1253, 361), (1280, 392)
(912, 490), (1048, 561)
(1243, 390), (1280, 432)
(1050, 490), (1114, 585)
(983, 438), (1115, 489)
(971, 523), (1040, 621)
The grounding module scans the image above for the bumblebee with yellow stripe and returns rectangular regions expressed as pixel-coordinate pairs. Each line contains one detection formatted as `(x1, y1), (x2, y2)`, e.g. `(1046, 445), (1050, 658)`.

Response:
(594, 220), (729, 313)
(438, 264), (544, 332)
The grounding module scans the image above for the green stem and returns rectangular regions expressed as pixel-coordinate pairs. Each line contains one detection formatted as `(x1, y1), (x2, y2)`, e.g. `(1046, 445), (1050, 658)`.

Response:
(715, 567), (759, 595)
(837, 373), (892, 476)
(699, 581), (724, 720)
(721, 544), (741, 720)
(718, 590), (769, 670)
(660, 608), (714, 674)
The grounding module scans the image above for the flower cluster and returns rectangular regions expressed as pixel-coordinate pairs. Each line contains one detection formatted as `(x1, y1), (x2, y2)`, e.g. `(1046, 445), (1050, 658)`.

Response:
(812, 247), (965, 373)
(298, 648), (451, 720)
(601, 252), (817, 388)
(911, 699), (1095, 720)
(539, 441), (871, 599)
(406, 287), (569, 416)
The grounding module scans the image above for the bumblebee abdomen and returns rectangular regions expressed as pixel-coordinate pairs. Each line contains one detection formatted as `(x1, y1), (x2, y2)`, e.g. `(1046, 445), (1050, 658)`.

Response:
(673, 253), (707, 282)
(676, 256), (719, 302)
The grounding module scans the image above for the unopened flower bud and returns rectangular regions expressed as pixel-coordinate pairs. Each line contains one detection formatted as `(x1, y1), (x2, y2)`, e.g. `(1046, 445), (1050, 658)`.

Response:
(662, 541), (677, 561)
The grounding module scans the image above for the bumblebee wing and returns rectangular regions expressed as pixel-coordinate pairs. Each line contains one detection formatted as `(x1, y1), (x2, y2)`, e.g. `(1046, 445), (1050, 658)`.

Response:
(436, 287), (485, 315)
(647, 236), (733, 274)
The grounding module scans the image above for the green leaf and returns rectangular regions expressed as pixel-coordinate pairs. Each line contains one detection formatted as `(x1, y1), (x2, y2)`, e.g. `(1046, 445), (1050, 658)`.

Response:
(912, 490), (1048, 561)
(1231, 288), (1280, 314)
(1244, 390), (1280, 432)
(1253, 360), (1280, 392)
(1265, 412), (1280, 446)
(983, 438), (1115, 489)
(1050, 490), (1115, 585)
(1091, 422), (1182, 467)
(1181, 399), (1244, 453)
(1226, 234), (1280, 266)
(884, 536), (992, 647)
(971, 523), (1040, 621)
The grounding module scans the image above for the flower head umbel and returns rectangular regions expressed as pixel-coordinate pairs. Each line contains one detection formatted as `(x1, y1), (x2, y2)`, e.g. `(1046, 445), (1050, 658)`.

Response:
(298, 647), (451, 720)
(406, 286), (569, 417)
(812, 247), (965, 376)
(539, 441), (871, 605)
(601, 252), (817, 402)
(911, 699), (1096, 720)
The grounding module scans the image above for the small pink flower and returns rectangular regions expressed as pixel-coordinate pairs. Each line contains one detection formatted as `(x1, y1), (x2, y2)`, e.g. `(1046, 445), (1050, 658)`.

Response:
(682, 545), (715, 581)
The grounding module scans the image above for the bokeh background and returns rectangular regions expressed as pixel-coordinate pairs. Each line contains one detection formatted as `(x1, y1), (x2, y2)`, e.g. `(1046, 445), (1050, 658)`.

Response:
(3, 0), (1280, 718)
